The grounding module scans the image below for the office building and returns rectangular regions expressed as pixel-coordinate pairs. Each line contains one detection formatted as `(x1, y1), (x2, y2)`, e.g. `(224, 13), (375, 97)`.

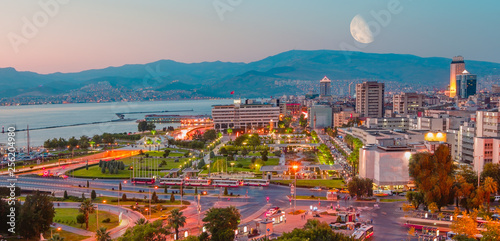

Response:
(212, 100), (279, 132)
(308, 105), (333, 129)
(334, 111), (359, 127)
(449, 56), (466, 98)
(319, 76), (332, 97)
(473, 137), (500, 172)
(456, 70), (477, 98)
(355, 81), (385, 118)
(393, 93), (424, 115)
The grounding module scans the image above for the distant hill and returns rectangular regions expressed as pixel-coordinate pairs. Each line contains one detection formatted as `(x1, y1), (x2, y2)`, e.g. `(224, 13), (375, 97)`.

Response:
(1, 50), (500, 99)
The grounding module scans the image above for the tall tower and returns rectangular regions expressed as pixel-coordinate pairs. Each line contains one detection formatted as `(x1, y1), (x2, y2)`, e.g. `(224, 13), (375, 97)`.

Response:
(450, 56), (465, 98)
(319, 76), (331, 97)
(457, 69), (477, 98)
(355, 81), (385, 118)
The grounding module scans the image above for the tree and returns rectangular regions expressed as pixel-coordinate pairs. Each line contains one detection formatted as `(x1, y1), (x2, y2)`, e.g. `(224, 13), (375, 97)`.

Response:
(87, 180), (90, 188)
(152, 191), (159, 203)
(202, 206), (241, 241)
(197, 159), (206, 169)
(277, 219), (354, 241)
(48, 234), (65, 241)
(96, 227), (112, 241)
(122, 193), (127, 201)
(408, 145), (455, 211)
(451, 210), (480, 239)
(79, 199), (95, 230)
(203, 129), (217, 141)
(219, 147), (228, 156)
(163, 150), (171, 158)
(347, 176), (373, 198)
(63, 190), (68, 199)
(91, 190), (97, 200)
(483, 177), (498, 213)
(18, 191), (55, 239)
(260, 149), (268, 162)
(406, 191), (424, 210)
(227, 128), (233, 135)
(170, 193), (176, 202)
(482, 216), (500, 240)
(135, 218), (147, 225)
(167, 208), (187, 240)
(482, 163), (500, 187)
(119, 220), (169, 241)
(224, 187), (228, 196)
(209, 151), (215, 159)
(76, 214), (86, 227)
(119, 183), (122, 191)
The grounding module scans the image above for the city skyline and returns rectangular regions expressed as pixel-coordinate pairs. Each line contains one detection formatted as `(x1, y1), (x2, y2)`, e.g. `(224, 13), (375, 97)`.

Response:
(1, 0), (499, 74)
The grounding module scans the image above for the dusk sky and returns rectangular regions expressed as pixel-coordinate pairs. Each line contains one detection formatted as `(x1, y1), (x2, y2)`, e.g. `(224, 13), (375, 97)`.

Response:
(1, 0), (499, 74)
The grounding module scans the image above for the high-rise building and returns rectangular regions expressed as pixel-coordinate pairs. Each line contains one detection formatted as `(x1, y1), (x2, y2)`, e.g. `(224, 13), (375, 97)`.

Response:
(449, 56), (466, 98)
(319, 76), (331, 97)
(393, 92), (424, 115)
(456, 70), (477, 98)
(355, 81), (385, 118)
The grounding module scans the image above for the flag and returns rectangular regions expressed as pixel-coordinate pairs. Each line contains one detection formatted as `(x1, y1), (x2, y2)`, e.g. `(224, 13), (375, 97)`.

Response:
(230, 91), (234, 95)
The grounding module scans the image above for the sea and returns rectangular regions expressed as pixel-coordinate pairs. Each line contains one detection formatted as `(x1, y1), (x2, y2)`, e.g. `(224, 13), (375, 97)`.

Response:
(0, 99), (232, 148)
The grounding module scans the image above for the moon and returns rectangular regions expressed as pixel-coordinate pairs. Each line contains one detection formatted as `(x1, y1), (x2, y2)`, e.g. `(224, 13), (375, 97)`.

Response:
(350, 14), (374, 44)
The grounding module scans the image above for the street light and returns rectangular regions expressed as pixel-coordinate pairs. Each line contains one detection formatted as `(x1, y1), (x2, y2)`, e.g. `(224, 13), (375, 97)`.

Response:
(292, 165), (298, 213)
(231, 162), (235, 173)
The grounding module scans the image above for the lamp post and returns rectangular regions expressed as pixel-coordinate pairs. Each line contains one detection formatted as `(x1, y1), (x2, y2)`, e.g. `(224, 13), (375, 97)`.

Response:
(293, 165), (298, 213)
(231, 162), (235, 173)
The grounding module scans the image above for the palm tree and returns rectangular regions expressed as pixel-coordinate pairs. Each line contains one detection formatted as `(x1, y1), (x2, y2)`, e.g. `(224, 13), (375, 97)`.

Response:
(134, 218), (147, 225)
(483, 177), (498, 213)
(48, 234), (65, 241)
(96, 227), (112, 241)
(79, 199), (95, 230)
(167, 208), (186, 240)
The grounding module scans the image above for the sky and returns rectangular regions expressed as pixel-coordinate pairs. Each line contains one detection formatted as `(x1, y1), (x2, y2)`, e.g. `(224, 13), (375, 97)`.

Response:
(0, 0), (499, 74)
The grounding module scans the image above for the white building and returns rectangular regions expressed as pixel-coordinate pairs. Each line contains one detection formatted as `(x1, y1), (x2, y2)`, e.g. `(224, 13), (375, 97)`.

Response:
(359, 145), (412, 187)
(212, 100), (279, 132)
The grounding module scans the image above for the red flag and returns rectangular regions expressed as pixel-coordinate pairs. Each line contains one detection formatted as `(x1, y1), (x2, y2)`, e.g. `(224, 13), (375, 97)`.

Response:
(230, 91), (234, 95)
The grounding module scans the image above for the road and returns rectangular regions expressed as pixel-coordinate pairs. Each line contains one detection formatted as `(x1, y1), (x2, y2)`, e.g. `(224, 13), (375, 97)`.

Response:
(1, 175), (409, 240)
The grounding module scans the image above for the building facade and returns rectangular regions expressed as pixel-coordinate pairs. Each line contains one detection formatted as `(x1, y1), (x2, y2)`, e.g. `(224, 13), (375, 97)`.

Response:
(393, 93), (424, 115)
(359, 145), (412, 187)
(449, 56), (466, 98)
(456, 70), (477, 99)
(308, 105), (333, 129)
(212, 100), (280, 132)
(473, 137), (500, 172)
(319, 76), (332, 97)
(355, 81), (385, 118)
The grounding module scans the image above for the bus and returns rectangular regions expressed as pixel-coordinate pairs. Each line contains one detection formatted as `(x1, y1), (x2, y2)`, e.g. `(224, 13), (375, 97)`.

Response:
(185, 178), (211, 186)
(351, 225), (373, 240)
(446, 231), (482, 241)
(242, 179), (269, 186)
(131, 177), (156, 185)
(211, 179), (241, 187)
(159, 178), (183, 185)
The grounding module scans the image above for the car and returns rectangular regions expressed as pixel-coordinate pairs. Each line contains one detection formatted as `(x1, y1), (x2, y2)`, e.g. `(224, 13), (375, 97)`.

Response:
(265, 207), (280, 217)
(398, 192), (407, 196)
(159, 215), (168, 220)
(310, 187), (322, 191)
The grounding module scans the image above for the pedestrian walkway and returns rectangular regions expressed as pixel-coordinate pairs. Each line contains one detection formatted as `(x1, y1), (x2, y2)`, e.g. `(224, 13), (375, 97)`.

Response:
(51, 223), (93, 236)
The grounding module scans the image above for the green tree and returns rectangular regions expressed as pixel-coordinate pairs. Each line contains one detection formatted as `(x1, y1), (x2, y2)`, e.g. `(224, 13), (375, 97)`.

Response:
(202, 206), (241, 241)
(91, 190), (97, 200)
(76, 214), (86, 227)
(122, 193), (127, 201)
(224, 187), (228, 196)
(63, 190), (68, 199)
(203, 129), (217, 141)
(167, 208), (187, 240)
(219, 147), (228, 156)
(406, 191), (425, 210)
(79, 199), (95, 230)
(409, 145), (455, 211)
(135, 218), (147, 225)
(152, 191), (159, 203)
(119, 220), (169, 241)
(277, 219), (354, 241)
(96, 227), (112, 241)
(170, 193), (176, 202)
(209, 151), (215, 158)
(482, 163), (500, 187)
(197, 159), (206, 169)
(87, 180), (90, 188)
(119, 183), (122, 191)
(18, 191), (55, 239)
(227, 128), (233, 135)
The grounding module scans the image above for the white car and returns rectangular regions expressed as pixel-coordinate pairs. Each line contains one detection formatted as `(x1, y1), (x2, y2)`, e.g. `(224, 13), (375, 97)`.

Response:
(310, 187), (322, 191)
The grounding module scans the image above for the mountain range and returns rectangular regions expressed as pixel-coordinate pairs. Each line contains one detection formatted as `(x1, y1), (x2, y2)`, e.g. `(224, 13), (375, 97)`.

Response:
(2, 50), (500, 99)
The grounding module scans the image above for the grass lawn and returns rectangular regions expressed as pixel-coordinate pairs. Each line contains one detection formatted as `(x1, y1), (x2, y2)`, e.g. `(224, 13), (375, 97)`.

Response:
(295, 195), (327, 200)
(47, 228), (89, 241)
(200, 157), (279, 174)
(272, 179), (346, 189)
(69, 155), (191, 178)
(53, 208), (119, 233)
